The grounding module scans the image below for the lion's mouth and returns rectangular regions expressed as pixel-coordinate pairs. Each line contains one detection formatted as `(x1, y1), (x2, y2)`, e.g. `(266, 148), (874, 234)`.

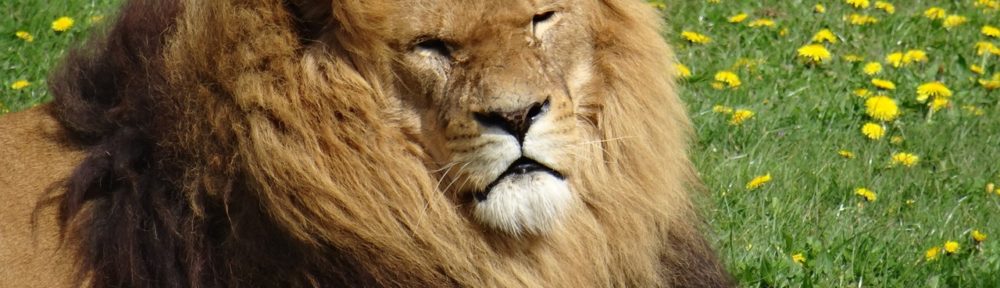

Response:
(473, 157), (564, 202)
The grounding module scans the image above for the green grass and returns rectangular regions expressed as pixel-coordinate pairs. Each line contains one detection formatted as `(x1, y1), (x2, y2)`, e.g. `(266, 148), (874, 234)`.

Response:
(3, 0), (999, 286)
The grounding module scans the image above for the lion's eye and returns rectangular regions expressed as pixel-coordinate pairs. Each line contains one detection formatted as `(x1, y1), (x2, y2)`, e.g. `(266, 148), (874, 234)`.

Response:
(531, 11), (558, 38)
(414, 38), (453, 59)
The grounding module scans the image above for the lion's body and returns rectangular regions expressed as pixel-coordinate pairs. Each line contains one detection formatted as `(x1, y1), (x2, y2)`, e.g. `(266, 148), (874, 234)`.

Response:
(0, 0), (730, 287)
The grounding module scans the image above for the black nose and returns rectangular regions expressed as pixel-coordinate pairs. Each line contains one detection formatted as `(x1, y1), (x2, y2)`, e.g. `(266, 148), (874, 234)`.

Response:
(474, 99), (550, 142)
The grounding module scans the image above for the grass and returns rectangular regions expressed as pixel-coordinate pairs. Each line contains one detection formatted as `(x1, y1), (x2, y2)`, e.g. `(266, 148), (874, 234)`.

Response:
(3, 0), (999, 286)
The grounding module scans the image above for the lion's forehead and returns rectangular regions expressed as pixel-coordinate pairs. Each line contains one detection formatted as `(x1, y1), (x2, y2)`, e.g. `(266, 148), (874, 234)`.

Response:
(381, 0), (566, 41)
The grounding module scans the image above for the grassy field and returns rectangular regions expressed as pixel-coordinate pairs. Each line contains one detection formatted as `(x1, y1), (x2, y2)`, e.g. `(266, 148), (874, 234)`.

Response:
(3, 0), (1000, 286)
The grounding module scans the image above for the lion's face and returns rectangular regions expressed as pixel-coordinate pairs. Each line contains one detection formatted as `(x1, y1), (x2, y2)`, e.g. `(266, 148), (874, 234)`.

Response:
(381, 0), (596, 235)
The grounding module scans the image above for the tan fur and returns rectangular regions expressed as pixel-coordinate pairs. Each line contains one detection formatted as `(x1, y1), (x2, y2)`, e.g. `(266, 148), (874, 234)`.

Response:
(0, 0), (730, 287)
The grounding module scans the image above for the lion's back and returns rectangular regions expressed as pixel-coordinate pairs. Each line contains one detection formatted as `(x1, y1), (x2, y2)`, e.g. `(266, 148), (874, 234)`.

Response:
(0, 105), (82, 287)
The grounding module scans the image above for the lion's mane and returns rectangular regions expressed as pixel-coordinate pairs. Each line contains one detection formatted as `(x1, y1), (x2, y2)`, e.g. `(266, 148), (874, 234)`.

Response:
(48, 0), (730, 287)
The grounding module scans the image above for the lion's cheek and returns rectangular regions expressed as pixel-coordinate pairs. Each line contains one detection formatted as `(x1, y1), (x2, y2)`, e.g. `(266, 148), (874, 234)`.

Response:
(471, 172), (572, 236)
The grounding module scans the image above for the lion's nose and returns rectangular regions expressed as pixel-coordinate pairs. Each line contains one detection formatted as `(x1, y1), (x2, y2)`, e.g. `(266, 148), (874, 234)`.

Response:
(474, 99), (550, 142)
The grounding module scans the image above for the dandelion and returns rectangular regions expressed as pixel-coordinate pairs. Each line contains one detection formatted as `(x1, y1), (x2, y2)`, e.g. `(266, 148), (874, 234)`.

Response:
(929, 97), (950, 112)
(975, 42), (1000, 56)
(861, 122), (885, 140)
(854, 88), (872, 98)
(791, 253), (806, 265)
(890, 136), (904, 145)
(903, 50), (928, 64)
(874, 1), (895, 14)
(729, 109), (754, 125)
(844, 54), (865, 62)
(865, 95), (899, 121)
(972, 230), (987, 243)
(848, 14), (878, 25)
(980, 74), (1000, 89)
(674, 63), (691, 79)
(983, 25), (1000, 38)
(925, 246), (940, 261)
(681, 31), (711, 44)
(863, 62), (882, 75)
(51, 16), (75, 32)
(871, 78), (896, 90)
(707, 0), (720, 3)
(916, 82), (952, 103)
(943, 241), (960, 254)
(10, 80), (31, 90)
(975, 0), (1000, 9)
(846, 0), (870, 9)
(811, 29), (837, 44)
(815, 4), (827, 13)
(714, 71), (741, 89)
(746, 174), (772, 190)
(885, 52), (904, 68)
(854, 187), (877, 202)
(15, 31), (34, 42)
(924, 7), (946, 20)
(779, 28), (789, 37)
(971, 64), (985, 75)
(942, 15), (967, 29)
(838, 150), (856, 159)
(747, 19), (775, 28)
(797, 44), (832, 64)
(890, 152), (919, 167)
(728, 13), (748, 23)
(712, 105), (734, 114)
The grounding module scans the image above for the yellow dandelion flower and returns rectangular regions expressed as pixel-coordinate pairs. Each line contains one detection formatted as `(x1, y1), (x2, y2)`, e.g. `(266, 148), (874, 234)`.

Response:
(844, 54), (865, 62)
(865, 95), (899, 121)
(707, 0), (720, 3)
(681, 31), (712, 44)
(942, 15), (967, 29)
(976, 0), (1000, 9)
(15, 31), (34, 42)
(791, 253), (806, 265)
(748, 19), (775, 28)
(983, 25), (1000, 38)
(871, 78), (896, 90)
(729, 109), (754, 125)
(812, 29), (838, 44)
(746, 174), (772, 190)
(981, 74), (1000, 90)
(903, 49), (928, 64)
(10, 80), (31, 90)
(51, 16), (75, 32)
(988, 183), (996, 194)
(854, 88), (873, 98)
(797, 44), (832, 64)
(971, 64), (985, 75)
(861, 122), (885, 140)
(890, 152), (919, 167)
(854, 187), (877, 202)
(711, 82), (725, 90)
(975, 42), (1000, 56)
(728, 13), (748, 23)
(929, 97), (950, 112)
(890, 136), (904, 145)
(846, 0), (870, 9)
(885, 52), (904, 68)
(916, 81), (952, 102)
(675, 63), (692, 79)
(714, 71), (741, 89)
(874, 1), (895, 14)
(924, 7), (946, 20)
(838, 150), (856, 159)
(779, 28), (789, 37)
(815, 4), (827, 13)
(943, 241), (960, 254)
(972, 230), (987, 243)
(848, 14), (879, 25)
(925, 246), (940, 261)
(863, 62), (882, 75)
(712, 105), (734, 114)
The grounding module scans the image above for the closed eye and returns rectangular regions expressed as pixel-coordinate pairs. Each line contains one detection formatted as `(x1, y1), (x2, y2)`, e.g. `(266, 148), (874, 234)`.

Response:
(531, 11), (559, 38)
(414, 38), (453, 59)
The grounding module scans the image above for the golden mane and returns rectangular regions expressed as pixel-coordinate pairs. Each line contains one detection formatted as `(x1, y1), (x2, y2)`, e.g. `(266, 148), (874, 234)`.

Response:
(31, 0), (732, 286)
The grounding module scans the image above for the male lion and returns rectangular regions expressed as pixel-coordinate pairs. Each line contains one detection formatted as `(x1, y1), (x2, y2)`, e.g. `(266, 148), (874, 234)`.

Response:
(0, 0), (731, 287)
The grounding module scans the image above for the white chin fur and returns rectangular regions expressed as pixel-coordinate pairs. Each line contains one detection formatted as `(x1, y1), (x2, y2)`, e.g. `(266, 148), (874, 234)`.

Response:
(472, 172), (571, 236)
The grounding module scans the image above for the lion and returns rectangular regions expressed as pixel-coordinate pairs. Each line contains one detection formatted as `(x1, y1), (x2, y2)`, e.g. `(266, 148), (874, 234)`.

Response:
(0, 0), (731, 287)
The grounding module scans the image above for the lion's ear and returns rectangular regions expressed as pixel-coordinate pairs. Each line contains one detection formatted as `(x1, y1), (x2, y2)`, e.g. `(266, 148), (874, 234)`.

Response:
(284, 0), (333, 41)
